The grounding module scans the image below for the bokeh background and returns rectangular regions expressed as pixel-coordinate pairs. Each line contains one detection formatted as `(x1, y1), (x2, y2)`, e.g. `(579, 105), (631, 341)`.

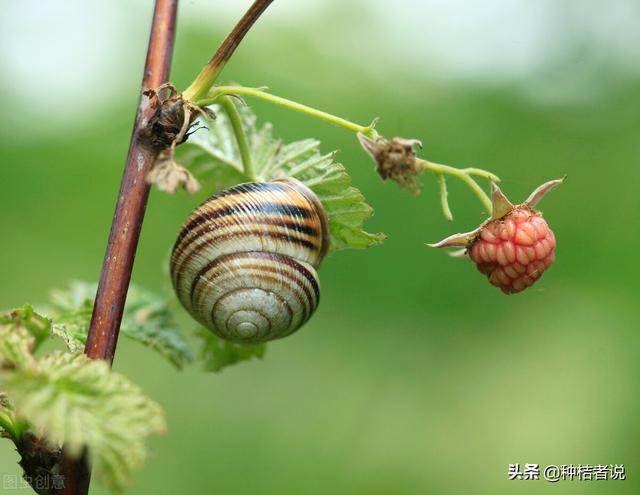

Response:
(1, 0), (639, 493)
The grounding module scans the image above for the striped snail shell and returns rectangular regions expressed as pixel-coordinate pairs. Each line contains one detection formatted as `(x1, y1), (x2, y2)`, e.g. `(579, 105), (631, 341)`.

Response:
(170, 178), (330, 344)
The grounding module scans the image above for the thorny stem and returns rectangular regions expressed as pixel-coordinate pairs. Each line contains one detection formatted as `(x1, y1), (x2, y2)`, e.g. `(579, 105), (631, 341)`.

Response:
(182, 0), (274, 101)
(196, 86), (379, 138)
(219, 96), (257, 181)
(63, 1), (179, 494)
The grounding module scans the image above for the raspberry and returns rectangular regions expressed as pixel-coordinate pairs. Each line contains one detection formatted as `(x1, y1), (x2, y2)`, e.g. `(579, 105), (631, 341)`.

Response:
(468, 207), (556, 293)
(429, 178), (564, 294)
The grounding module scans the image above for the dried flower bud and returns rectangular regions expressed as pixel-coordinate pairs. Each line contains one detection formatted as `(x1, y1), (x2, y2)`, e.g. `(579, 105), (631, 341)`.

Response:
(141, 85), (206, 149)
(358, 134), (423, 193)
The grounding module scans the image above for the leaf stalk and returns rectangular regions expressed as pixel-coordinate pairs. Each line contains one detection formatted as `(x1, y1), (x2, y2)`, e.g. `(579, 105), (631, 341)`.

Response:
(196, 85), (379, 138)
(219, 96), (257, 181)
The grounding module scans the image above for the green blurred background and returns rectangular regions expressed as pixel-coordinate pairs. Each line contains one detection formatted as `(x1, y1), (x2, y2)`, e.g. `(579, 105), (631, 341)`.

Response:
(1, 0), (639, 493)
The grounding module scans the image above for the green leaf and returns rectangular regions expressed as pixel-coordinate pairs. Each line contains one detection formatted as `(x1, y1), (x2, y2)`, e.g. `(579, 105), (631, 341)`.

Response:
(179, 103), (385, 252)
(47, 281), (94, 352)
(2, 351), (165, 493)
(0, 318), (38, 371)
(197, 328), (265, 373)
(0, 311), (167, 492)
(0, 392), (19, 442)
(0, 314), (36, 443)
(0, 305), (51, 351)
(48, 281), (194, 369)
(119, 285), (195, 369)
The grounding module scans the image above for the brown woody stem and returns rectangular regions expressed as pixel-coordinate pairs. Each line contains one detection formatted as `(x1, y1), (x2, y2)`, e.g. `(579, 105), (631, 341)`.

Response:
(182, 0), (274, 101)
(62, 1), (179, 494)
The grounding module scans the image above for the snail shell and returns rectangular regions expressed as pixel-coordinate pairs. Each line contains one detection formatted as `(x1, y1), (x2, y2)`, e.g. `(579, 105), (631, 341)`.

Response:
(170, 178), (329, 343)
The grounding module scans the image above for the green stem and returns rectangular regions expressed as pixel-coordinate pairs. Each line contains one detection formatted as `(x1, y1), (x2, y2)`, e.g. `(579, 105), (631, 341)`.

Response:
(182, 0), (275, 102)
(219, 96), (256, 181)
(437, 174), (453, 222)
(419, 159), (493, 212)
(195, 86), (379, 138)
(195, 86), (499, 216)
(458, 174), (493, 213)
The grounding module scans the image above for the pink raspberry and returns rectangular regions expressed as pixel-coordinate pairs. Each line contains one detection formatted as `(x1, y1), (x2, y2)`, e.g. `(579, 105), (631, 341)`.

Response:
(430, 178), (564, 294)
(468, 207), (555, 293)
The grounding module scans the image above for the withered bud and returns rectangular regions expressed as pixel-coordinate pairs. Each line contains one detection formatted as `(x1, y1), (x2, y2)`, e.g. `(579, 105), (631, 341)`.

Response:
(146, 151), (200, 194)
(358, 134), (423, 193)
(141, 86), (203, 149)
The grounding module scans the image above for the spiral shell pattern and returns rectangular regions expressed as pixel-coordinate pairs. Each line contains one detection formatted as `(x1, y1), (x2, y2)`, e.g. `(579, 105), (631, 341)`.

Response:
(170, 178), (329, 343)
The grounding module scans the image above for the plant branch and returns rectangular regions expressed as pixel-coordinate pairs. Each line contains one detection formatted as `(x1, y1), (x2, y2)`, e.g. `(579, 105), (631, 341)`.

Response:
(182, 0), (275, 101)
(219, 96), (256, 180)
(201, 86), (497, 216)
(63, 1), (180, 494)
(197, 85), (379, 137)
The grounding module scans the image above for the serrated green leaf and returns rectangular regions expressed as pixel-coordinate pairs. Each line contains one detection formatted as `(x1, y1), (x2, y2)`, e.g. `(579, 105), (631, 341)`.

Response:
(47, 281), (194, 369)
(0, 308), (54, 443)
(180, 103), (385, 252)
(197, 328), (265, 373)
(1, 351), (165, 493)
(1, 309), (167, 492)
(51, 321), (87, 353)
(120, 285), (195, 369)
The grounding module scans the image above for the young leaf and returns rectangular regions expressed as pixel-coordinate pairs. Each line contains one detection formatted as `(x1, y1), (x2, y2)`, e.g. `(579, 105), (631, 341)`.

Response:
(48, 281), (194, 369)
(0, 305), (51, 352)
(178, 102), (385, 252)
(1, 351), (166, 493)
(197, 328), (265, 373)
(1, 311), (167, 492)
(0, 317), (37, 443)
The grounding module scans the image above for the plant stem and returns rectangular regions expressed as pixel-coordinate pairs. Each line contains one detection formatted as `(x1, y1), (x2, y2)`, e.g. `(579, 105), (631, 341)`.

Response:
(63, 1), (179, 494)
(219, 96), (256, 181)
(437, 174), (453, 222)
(197, 85), (379, 138)
(418, 159), (494, 212)
(198, 86), (498, 215)
(182, 0), (274, 101)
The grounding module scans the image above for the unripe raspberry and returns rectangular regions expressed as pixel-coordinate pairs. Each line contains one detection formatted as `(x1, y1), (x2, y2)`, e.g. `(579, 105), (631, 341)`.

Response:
(468, 207), (555, 293)
(429, 178), (564, 294)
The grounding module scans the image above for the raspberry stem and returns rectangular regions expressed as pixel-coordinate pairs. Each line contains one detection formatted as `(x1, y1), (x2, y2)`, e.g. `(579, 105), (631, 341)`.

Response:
(195, 86), (379, 138)
(196, 86), (501, 217)
(418, 159), (496, 213)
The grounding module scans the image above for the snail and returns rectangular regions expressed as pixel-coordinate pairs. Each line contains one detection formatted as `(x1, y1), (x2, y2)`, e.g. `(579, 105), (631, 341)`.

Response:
(170, 178), (329, 344)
